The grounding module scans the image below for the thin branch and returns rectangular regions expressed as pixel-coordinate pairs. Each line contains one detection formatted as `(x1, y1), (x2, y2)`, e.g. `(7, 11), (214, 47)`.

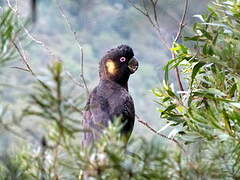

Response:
(11, 39), (49, 95)
(128, 0), (148, 16)
(150, 0), (159, 26)
(8, 0), (89, 96)
(55, 0), (89, 96)
(11, 66), (30, 72)
(6, 0), (58, 59)
(171, 0), (189, 92)
(173, 0), (189, 43)
(80, 48), (89, 95)
(147, 0), (171, 50)
(23, 28), (58, 59)
(127, 0), (170, 50)
(52, 70), (64, 178)
(7, 0), (85, 95)
(136, 114), (185, 152)
(6, 0), (17, 12)
(174, 66), (184, 91)
(11, 40), (36, 76)
(65, 71), (84, 88)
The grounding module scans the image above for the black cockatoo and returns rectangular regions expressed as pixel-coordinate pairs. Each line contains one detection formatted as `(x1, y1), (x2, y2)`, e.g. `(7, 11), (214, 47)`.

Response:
(83, 45), (138, 145)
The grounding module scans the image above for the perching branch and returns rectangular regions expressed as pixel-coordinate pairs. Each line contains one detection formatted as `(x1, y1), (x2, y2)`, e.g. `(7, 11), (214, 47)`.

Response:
(136, 114), (185, 152)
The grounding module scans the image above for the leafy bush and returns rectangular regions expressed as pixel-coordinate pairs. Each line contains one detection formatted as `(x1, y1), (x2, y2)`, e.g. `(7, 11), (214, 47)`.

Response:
(155, 0), (240, 144)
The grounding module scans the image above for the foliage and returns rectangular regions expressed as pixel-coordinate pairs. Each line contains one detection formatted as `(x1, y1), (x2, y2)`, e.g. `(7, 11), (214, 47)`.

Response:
(154, 0), (240, 143)
(0, 153), (30, 180)
(0, 9), (21, 67)
(153, 0), (240, 175)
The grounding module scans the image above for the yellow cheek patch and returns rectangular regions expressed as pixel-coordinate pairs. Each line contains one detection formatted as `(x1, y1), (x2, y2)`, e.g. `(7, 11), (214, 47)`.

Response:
(106, 60), (116, 75)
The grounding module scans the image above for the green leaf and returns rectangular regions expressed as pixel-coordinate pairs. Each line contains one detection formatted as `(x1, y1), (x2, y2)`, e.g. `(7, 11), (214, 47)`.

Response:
(190, 62), (205, 87)
(161, 104), (177, 115)
(164, 63), (169, 84)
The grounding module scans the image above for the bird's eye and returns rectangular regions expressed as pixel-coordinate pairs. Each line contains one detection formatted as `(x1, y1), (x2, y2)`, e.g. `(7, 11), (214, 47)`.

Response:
(120, 57), (126, 62)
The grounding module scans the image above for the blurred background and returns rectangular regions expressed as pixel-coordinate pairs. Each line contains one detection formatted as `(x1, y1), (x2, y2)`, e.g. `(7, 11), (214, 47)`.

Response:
(0, 0), (211, 151)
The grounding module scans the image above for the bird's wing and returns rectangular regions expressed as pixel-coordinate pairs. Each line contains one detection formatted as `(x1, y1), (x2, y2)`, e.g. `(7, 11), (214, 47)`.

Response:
(83, 90), (94, 145)
(83, 87), (112, 144)
(109, 91), (135, 137)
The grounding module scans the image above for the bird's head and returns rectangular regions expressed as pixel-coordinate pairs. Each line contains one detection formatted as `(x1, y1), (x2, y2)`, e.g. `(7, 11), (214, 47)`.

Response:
(99, 45), (139, 86)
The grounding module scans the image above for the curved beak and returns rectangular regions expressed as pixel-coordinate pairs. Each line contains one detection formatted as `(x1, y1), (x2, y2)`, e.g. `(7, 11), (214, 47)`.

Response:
(128, 56), (139, 74)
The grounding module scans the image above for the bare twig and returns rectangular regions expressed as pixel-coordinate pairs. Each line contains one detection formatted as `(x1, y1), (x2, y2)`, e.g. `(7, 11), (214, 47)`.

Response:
(11, 38), (52, 96)
(80, 48), (89, 94)
(65, 71), (84, 88)
(11, 66), (30, 72)
(150, 0), (159, 27)
(127, 0), (170, 50)
(8, 0), (87, 95)
(7, 0), (58, 59)
(128, 0), (148, 16)
(11, 40), (36, 76)
(6, 0), (58, 59)
(6, 0), (17, 12)
(136, 114), (185, 151)
(173, 0), (189, 43)
(23, 29), (58, 59)
(55, 0), (89, 96)
(171, 0), (189, 92)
